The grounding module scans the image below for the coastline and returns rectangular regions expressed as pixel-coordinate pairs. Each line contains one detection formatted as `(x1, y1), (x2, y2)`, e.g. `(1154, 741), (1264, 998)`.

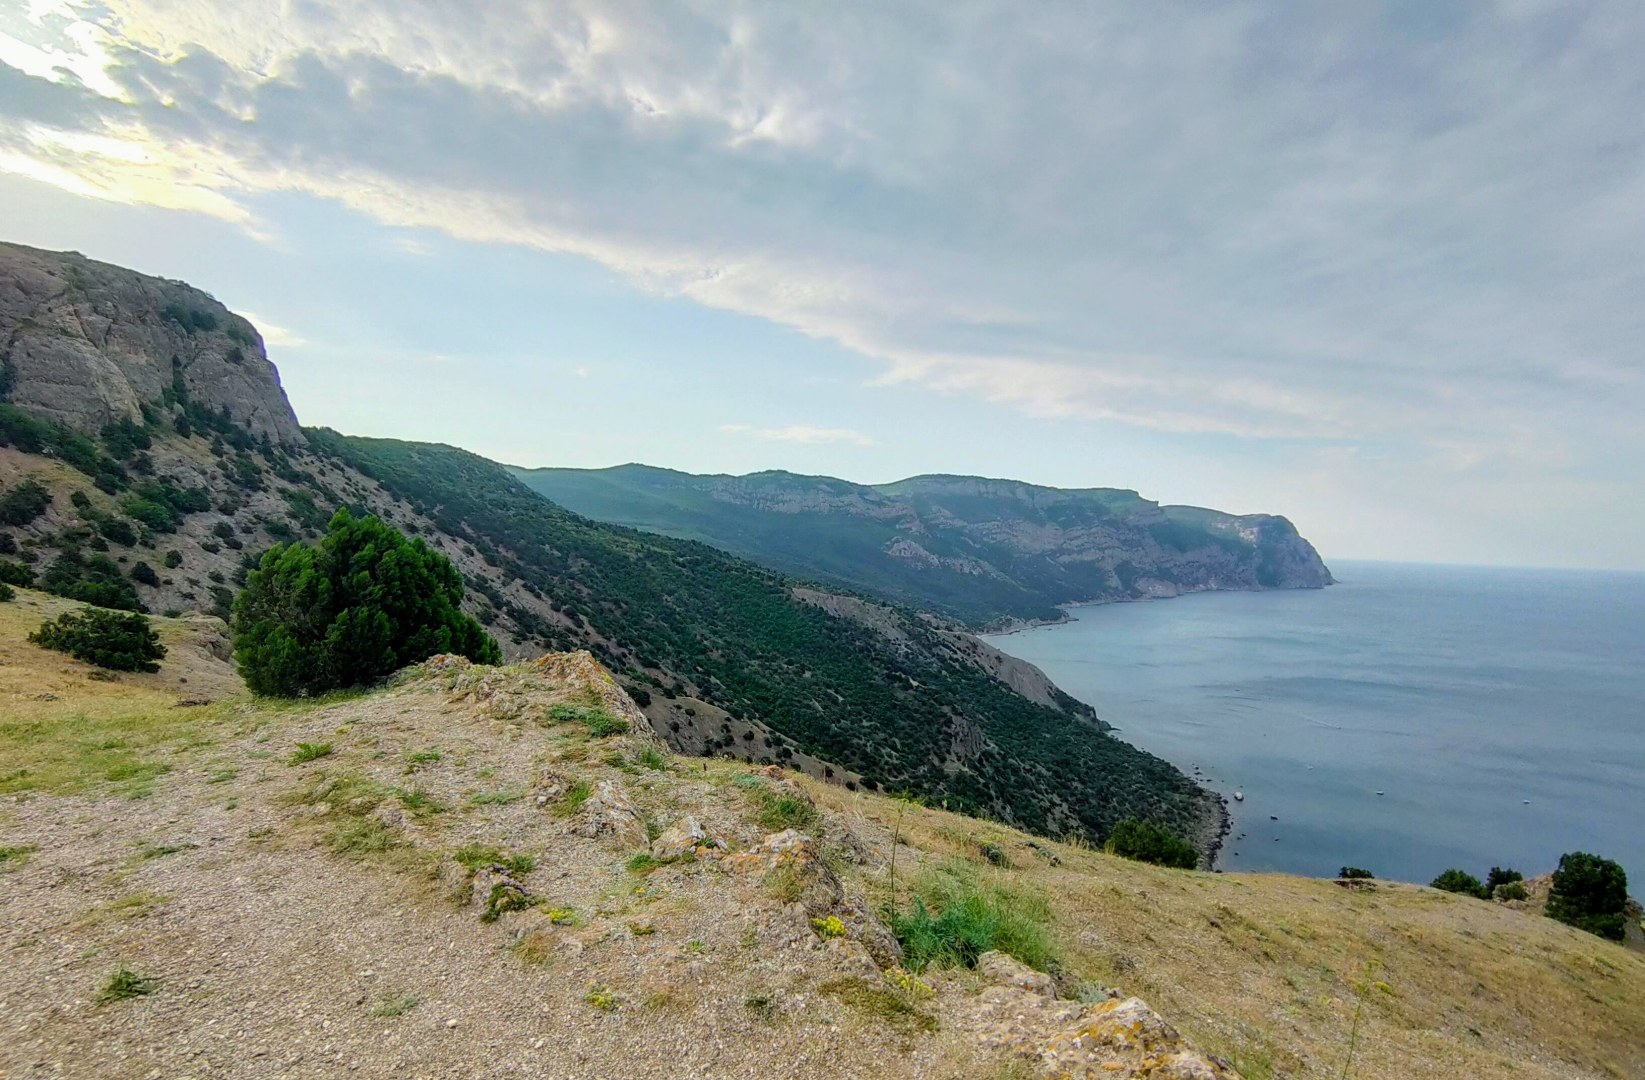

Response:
(982, 579), (1336, 637)
(1190, 788), (1233, 872)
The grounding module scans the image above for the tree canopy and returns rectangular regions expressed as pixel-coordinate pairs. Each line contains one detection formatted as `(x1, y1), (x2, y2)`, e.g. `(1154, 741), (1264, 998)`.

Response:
(1546, 851), (1629, 941)
(232, 509), (500, 696)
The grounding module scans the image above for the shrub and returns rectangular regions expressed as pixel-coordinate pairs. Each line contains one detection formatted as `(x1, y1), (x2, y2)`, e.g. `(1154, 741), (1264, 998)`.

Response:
(1546, 851), (1629, 941)
(1430, 868), (1489, 899)
(0, 558), (31, 587)
(1339, 866), (1374, 880)
(1106, 818), (1199, 869)
(0, 581), (13, 602)
(42, 548), (143, 611)
(232, 509), (500, 696)
(29, 608), (166, 672)
(162, 550), (183, 569)
(1485, 866), (1523, 893)
(0, 478), (52, 526)
(1495, 881), (1529, 902)
(130, 561), (160, 587)
(94, 515), (138, 547)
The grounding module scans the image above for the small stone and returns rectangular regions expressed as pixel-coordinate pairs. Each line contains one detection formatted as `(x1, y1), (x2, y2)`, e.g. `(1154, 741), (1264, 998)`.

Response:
(977, 950), (1055, 997)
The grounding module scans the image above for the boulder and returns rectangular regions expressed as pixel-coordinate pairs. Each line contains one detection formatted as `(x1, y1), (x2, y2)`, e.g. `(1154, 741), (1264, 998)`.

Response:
(571, 779), (649, 848)
(650, 815), (719, 859)
(978, 950), (1055, 997)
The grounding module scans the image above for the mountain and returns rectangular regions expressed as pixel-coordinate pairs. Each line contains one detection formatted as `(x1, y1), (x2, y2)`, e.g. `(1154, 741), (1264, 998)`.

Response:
(511, 463), (1333, 629)
(0, 241), (1215, 851)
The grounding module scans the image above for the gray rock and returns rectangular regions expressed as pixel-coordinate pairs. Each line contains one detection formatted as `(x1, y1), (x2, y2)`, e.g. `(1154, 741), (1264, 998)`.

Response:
(977, 950), (1055, 997)
(0, 241), (303, 445)
(571, 779), (649, 848)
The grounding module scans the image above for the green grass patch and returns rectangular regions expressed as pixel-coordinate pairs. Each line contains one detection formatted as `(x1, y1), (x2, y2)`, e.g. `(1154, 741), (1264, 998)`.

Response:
(393, 787), (446, 816)
(370, 993), (419, 1018)
(0, 692), (224, 797)
(97, 967), (158, 1005)
(635, 746), (670, 771)
(288, 741), (334, 765)
(467, 788), (524, 806)
(551, 779), (592, 818)
(453, 843), (535, 877)
(133, 841), (191, 861)
(625, 852), (677, 874)
(0, 843), (39, 870)
(886, 861), (1057, 973)
(325, 818), (401, 857)
(754, 791), (819, 833)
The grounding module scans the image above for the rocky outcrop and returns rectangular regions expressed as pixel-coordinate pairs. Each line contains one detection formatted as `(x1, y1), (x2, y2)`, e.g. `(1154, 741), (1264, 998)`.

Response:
(966, 951), (1241, 1078)
(0, 242), (302, 445)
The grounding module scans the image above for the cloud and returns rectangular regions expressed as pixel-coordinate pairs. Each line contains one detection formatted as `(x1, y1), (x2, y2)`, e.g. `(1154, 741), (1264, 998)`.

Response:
(0, 1), (1641, 467)
(236, 311), (306, 348)
(720, 423), (876, 447)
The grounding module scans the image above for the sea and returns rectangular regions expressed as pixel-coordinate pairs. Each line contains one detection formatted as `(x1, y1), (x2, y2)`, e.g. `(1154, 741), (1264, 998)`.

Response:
(983, 561), (1644, 888)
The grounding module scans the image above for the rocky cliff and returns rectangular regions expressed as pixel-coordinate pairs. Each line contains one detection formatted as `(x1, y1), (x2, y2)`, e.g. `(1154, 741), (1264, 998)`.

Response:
(513, 464), (1334, 629)
(0, 243), (302, 445)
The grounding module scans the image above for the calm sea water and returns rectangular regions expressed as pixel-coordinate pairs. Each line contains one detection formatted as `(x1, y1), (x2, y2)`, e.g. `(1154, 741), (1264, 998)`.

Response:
(984, 561), (1644, 887)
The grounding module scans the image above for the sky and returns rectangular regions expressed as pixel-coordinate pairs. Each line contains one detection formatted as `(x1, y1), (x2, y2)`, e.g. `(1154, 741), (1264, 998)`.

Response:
(1, 2), (1642, 570)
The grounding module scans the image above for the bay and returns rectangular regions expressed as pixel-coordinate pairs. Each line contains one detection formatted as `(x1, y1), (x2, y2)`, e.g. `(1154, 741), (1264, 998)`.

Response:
(984, 560), (1644, 887)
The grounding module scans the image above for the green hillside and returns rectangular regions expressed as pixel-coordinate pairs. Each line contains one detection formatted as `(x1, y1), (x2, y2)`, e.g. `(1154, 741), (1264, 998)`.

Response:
(312, 432), (1215, 845)
(513, 464), (1333, 629)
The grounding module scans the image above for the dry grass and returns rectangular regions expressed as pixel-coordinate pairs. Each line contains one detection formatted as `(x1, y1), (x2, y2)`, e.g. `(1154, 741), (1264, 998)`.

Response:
(810, 778), (1645, 1079)
(0, 588), (244, 796)
(1, 605), (1638, 1079)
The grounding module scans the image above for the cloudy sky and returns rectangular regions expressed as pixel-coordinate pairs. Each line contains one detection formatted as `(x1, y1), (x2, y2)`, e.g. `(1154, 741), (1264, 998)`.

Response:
(2, 1), (1642, 569)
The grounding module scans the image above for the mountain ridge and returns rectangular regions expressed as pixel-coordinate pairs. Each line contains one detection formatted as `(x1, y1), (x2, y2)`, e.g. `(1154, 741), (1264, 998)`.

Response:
(512, 461), (1333, 630)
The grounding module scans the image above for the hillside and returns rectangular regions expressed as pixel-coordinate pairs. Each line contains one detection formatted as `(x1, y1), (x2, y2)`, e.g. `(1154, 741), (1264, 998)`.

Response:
(511, 464), (1333, 629)
(0, 241), (1213, 852)
(1, 600), (1640, 1079)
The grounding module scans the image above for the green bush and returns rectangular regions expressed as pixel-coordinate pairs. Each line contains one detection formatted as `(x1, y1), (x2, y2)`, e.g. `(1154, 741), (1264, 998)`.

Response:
(42, 547), (144, 611)
(29, 607), (166, 672)
(1546, 851), (1628, 941)
(1105, 818), (1199, 869)
(232, 509), (500, 696)
(1485, 866), (1523, 893)
(1495, 881), (1529, 901)
(0, 479), (52, 526)
(0, 581), (13, 602)
(1430, 868), (1489, 899)
(1339, 866), (1374, 880)
(0, 558), (31, 587)
(130, 561), (160, 587)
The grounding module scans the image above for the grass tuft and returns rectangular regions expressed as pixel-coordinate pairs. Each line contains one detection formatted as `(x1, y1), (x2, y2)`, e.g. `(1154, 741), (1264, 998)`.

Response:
(453, 843), (535, 877)
(370, 993), (418, 1018)
(97, 967), (158, 1005)
(886, 861), (1056, 973)
(288, 741), (334, 765)
(325, 818), (400, 857)
(754, 792), (819, 833)
(551, 779), (592, 817)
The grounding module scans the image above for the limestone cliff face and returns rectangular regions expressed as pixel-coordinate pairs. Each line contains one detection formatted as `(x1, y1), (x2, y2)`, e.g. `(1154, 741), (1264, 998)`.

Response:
(0, 243), (302, 446)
